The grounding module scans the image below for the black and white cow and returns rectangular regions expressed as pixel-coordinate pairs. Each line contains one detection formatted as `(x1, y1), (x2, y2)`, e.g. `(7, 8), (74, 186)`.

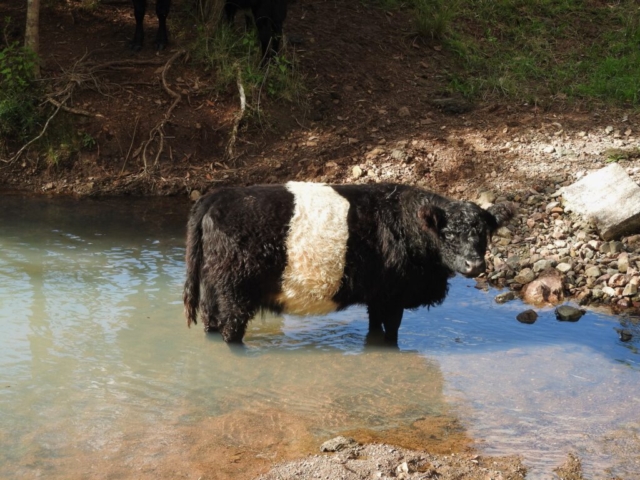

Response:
(183, 182), (514, 344)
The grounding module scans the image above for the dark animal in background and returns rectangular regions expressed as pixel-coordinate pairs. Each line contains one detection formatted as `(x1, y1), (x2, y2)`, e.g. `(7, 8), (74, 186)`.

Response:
(183, 182), (514, 345)
(224, 0), (289, 62)
(130, 0), (171, 51)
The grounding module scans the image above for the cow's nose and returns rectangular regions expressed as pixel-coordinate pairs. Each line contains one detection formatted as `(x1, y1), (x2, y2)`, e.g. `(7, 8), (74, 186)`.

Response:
(464, 259), (485, 277)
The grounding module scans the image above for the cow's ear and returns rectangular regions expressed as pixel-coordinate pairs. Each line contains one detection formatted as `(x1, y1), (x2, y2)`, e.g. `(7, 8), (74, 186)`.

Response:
(486, 202), (516, 229)
(418, 205), (445, 233)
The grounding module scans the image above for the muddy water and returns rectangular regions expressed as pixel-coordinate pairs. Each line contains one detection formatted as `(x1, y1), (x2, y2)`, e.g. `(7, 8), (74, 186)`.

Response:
(1, 196), (639, 479)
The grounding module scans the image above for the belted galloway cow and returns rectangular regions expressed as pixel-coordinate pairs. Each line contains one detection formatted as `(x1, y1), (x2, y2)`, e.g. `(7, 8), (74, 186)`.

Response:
(183, 182), (514, 344)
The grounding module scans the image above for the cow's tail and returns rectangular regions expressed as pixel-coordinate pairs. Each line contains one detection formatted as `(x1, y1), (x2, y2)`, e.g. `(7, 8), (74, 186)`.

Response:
(183, 198), (207, 328)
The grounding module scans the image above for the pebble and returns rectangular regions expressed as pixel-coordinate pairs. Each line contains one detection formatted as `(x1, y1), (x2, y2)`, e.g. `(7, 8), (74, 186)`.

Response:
(495, 291), (517, 304)
(555, 305), (585, 322)
(517, 310), (538, 324)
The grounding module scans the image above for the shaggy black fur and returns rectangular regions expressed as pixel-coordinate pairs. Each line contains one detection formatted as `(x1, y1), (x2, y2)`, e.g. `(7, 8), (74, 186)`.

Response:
(183, 183), (514, 345)
(224, 0), (289, 62)
(130, 0), (171, 51)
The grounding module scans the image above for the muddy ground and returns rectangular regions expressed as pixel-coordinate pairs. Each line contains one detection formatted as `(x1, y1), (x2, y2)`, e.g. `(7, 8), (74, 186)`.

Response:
(1, 0), (637, 478)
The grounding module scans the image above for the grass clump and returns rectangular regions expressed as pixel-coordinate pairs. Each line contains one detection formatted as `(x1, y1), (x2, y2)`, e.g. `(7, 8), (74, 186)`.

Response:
(370, 0), (640, 106)
(185, 0), (306, 114)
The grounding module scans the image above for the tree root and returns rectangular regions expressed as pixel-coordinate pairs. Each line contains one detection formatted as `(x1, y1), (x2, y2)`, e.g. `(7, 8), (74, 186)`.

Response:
(226, 66), (247, 164)
(134, 49), (187, 173)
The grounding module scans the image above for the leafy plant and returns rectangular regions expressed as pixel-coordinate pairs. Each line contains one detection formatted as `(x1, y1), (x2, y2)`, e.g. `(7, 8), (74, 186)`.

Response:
(0, 36), (41, 142)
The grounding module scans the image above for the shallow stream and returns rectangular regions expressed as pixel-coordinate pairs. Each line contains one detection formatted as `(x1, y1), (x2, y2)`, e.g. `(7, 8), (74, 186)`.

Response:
(1, 196), (639, 479)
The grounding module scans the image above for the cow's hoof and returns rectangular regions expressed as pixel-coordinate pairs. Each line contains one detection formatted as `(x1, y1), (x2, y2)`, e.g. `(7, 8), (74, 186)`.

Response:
(154, 41), (167, 51)
(129, 41), (143, 52)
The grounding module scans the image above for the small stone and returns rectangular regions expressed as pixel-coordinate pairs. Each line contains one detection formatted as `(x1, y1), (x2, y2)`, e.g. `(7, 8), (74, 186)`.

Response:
(556, 262), (573, 273)
(320, 436), (358, 452)
(533, 259), (553, 273)
(618, 255), (629, 273)
(546, 201), (560, 212)
(619, 330), (633, 342)
(352, 165), (363, 179)
(477, 191), (497, 208)
(544, 145), (556, 153)
(514, 268), (535, 285)
(608, 273), (628, 287)
(517, 309), (538, 324)
(555, 305), (585, 322)
(602, 286), (617, 297)
(623, 283), (637, 297)
(189, 189), (201, 202)
(398, 106), (410, 117)
(585, 266), (602, 277)
(605, 125), (614, 134)
(495, 291), (517, 304)
(610, 241), (624, 254)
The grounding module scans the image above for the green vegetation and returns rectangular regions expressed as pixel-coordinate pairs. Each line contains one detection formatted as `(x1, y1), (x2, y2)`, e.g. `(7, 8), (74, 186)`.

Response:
(183, 0), (306, 116)
(370, 0), (640, 105)
(0, 34), (41, 144)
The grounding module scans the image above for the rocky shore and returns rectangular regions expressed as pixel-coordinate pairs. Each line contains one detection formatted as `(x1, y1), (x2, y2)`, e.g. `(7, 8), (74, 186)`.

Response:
(480, 175), (640, 326)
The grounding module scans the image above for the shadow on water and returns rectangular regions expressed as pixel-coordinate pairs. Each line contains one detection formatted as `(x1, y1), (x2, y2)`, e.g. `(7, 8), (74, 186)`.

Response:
(1, 195), (639, 479)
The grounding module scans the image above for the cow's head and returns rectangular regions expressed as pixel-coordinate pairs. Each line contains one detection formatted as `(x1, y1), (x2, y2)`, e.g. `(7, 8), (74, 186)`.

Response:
(419, 201), (515, 277)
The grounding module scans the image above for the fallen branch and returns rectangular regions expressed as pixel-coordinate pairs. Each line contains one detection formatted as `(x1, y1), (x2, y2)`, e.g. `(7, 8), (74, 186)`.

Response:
(1, 93), (70, 164)
(226, 66), (246, 163)
(45, 96), (104, 118)
(137, 49), (186, 173)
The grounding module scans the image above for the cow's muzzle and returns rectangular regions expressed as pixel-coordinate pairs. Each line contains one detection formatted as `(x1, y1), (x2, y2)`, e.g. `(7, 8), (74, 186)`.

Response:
(462, 259), (486, 277)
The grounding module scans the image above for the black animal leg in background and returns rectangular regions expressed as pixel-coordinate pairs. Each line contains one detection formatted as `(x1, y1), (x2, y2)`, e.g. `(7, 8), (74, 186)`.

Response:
(155, 0), (171, 51)
(131, 0), (146, 51)
(367, 303), (404, 344)
(130, 0), (171, 51)
(252, 3), (279, 64)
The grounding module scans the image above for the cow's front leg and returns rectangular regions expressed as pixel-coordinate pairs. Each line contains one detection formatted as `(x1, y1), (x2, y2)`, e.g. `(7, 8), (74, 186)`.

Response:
(154, 0), (171, 50)
(367, 303), (404, 345)
(130, 0), (146, 51)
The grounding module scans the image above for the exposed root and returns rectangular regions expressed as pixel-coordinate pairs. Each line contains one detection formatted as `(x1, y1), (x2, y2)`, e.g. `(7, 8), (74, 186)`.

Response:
(1, 93), (70, 164)
(226, 66), (247, 164)
(1, 50), (170, 165)
(45, 96), (104, 118)
(136, 49), (187, 173)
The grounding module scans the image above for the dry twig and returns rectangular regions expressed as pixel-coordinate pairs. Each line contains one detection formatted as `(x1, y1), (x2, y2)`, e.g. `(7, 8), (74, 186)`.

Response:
(1, 93), (70, 164)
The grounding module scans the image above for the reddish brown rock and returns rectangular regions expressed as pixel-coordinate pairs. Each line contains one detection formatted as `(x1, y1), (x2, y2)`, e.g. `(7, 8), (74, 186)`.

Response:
(522, 268), (565, 306)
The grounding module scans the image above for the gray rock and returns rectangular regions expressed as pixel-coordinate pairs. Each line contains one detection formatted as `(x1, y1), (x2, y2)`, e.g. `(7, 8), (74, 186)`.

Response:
(555, 305), (585, 322)
(556, 262), (573, 273)
(495, 291), (517, 304)
(517, 309), (538, 324)
(560, 163), (640, 240)
(585, 266), (601, 277)
(623, 283), (638, 297)
(320, 436), (358, 452)
(514, 268), (535, 285)
(533, 259), (554, 273)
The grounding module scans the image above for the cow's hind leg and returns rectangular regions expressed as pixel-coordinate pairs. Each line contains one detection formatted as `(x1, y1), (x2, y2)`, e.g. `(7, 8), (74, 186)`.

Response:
(200, 282), (220, 333)
(367, 303), (404, 345)
(216, 290), (258, 343)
